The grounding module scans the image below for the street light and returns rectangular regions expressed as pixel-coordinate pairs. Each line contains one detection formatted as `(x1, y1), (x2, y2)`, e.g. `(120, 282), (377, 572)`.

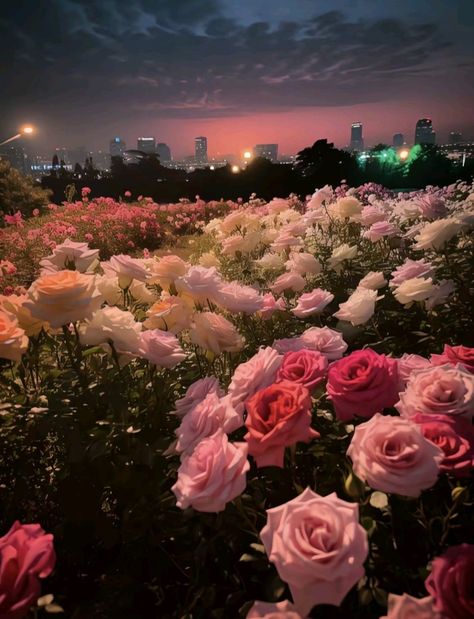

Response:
(243, 150), (252, 160)
(0, 125), (35, 147)
(398, 148), (409, 161)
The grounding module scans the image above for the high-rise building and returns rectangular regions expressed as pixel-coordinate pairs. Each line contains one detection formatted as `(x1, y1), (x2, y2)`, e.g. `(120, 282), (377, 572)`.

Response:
(109, 137), (126, 157)
(449, 132), (463, 145)
(414, 119), (436, 145)
(350, 122), (364, 151)
(393, 133), (404, 148)
(254, 144), (278, 162)
(156, 142), (171, 162)
(69, 146), (88, 167)
(137, 137), (156, 154)
(195, 137), (208, 163)
(0, 145), (28, 173)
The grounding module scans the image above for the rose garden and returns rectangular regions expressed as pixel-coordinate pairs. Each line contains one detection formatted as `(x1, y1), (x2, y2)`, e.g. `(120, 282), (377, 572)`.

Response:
(0, 181), (473, 618)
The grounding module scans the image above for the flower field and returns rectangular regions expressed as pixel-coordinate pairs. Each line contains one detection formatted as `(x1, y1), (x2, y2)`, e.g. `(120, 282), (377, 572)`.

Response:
(0, 181), (473, 618)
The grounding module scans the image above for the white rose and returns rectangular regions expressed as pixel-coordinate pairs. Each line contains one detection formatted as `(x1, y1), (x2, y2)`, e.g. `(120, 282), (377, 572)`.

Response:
(336, 196), (363, 219)
(79, 306), (142, 355)
(413, 218), (463, 250)
(328, 244), (358, 271)
(285, 252), (321, 276)
(333, 288), (379, 326)
(393, 277), (436, 305)
(358, 271), (387, 290)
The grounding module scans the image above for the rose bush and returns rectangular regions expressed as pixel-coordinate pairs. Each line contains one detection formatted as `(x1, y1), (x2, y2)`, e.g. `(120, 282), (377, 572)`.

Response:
(0, 180), (473, 617)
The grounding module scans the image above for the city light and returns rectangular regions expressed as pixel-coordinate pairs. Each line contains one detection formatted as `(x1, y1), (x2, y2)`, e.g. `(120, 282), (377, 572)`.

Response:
(231, 165), (240, 173)
(209, 165), (215, 170)
(399, 148), (410, 160)
(243, 150), (252, 160)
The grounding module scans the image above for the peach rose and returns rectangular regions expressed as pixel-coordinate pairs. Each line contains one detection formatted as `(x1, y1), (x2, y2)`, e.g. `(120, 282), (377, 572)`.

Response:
(148, 254), (188, 290)
(102, 254), (150, 288)
(0, 294), (47, 337)
(215, 281), (264, 314)
(190, 312), (244, 355)
(0, 310), (28, 362)
(175, 266), (223, 304)
(144, 294), (193, 333)
(271, 272), (306, 295)
(25, 271), (102, 329)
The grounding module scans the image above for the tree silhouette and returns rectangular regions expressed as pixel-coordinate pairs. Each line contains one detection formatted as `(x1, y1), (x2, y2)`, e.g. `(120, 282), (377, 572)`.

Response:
(295, 139), (360, 190)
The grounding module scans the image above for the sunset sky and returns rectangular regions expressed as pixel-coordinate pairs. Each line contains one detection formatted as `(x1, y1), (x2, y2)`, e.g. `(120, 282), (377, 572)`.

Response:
(1, 0), (473, 157)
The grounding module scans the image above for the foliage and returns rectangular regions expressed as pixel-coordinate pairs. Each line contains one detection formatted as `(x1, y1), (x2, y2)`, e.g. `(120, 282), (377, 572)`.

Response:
(0, 159), (52, 221)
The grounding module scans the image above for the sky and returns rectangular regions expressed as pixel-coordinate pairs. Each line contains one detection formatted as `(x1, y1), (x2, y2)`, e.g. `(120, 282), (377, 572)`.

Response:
(0, 0), (473, 158)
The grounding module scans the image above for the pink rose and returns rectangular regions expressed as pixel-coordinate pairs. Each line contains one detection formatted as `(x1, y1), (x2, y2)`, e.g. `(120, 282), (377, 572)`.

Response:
(273, 327), (347, 361)
(172, 431), (249, 512)
(258, 293), (286, 320)
(276, 349), (328, 392)
(173, 377), (223, 418)
(138, 329), (186, 368)
(412, 413), (474, 477)
(431, 345), (474, 374)
(425, 544), (474, 619)
(215, 281), (264, 314)
(363, 221), (400, 242)
(175, 266), (222, 304)
(148, 254), (188, 290)
(228, 347), (283, 417)
(245, 381), (318, 467)
(396, 353), (431, 389)
(327, 349), (399, 421)
(247, 600), (304, 618)
(271, 272), (306, 295)
(396, 364), (474, 420)
(175, 393), (241, 457)
(380, 594), (439, 619)
(0, 521), (56, 619)
(102, 254), (150, 287)
(291, 288), (334, 318)
(389, 259), (434, 288)
(347, 414), (442, 497)
(260, 488), (368, 614)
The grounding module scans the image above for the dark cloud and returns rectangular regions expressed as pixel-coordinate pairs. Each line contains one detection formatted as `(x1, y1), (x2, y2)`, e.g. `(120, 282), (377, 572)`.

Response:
(0, 0), (472, 148)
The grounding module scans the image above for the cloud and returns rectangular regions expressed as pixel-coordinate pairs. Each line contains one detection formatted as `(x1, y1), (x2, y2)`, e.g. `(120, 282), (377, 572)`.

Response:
(0, 0), (468, 123)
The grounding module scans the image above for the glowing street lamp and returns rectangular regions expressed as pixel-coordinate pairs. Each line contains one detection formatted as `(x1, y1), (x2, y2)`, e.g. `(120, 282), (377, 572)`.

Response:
(243, 150), (252, 160)
(0, 125), (35, 147)
(398, 148), (410, 161)
(231, 165), (240, 173)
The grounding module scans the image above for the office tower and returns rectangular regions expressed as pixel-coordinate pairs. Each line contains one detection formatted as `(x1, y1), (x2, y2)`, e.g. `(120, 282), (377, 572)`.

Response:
(109, 137), (126, 157)
(137, 137), (156, 154)
(156, 142), (171, 162)
(253, 143), (278, 162)
(393, 133), (404, 148)
(195, 136), (208, 163)
(350, 122), (364, 151)
(55, 147), (69, 164)
(449, 132), (463, 145)
(414, 119), (436, 145)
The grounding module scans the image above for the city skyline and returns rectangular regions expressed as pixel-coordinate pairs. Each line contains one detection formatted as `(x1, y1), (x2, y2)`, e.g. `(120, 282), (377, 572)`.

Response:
(1, 1), (473, 157)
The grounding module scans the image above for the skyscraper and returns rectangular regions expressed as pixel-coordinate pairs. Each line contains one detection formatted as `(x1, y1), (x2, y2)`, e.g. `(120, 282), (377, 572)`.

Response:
(109, 137), (126, 157)
(393, 133), (404, 148)
(449, 132), (463, 145)
(137, 137), (156, 154)
(350, 123), (364, 151)
(156, 142), (171, 162)
(195, 137), (208, 163)
(254, 144), (278, 162)
(414, 119), (436, 145)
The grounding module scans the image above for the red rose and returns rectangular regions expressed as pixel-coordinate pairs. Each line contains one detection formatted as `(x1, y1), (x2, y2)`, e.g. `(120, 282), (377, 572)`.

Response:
(326, 348), (399, 421)
(431, 345), (474, 374)
(245, 381), (319, 467)
(412, 413), (474, 477)
(276, 349), (328, 392)
(425, 544), (474, 619)
(0, 521), (56, 619)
